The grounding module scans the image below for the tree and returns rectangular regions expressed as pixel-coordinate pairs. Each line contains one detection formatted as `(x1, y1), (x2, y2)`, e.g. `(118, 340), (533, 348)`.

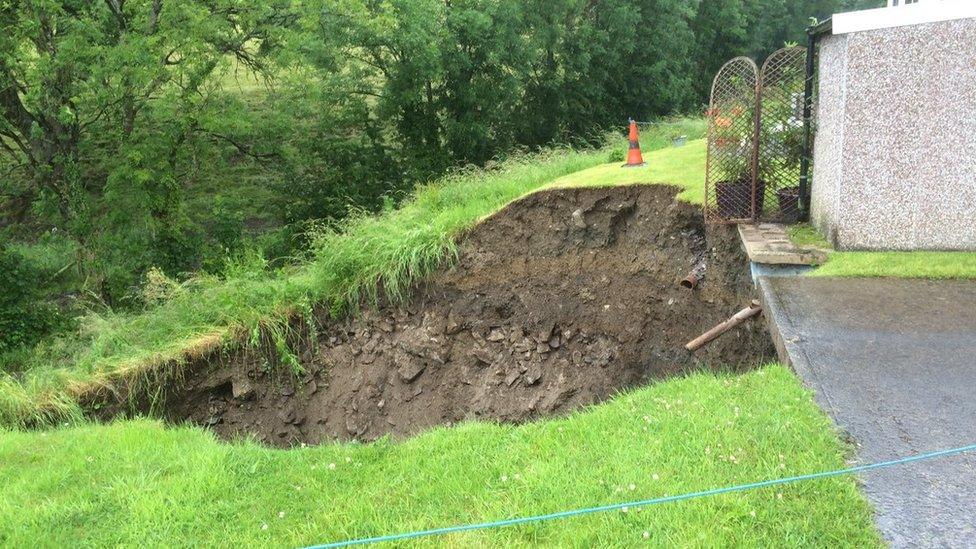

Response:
(1, 0), (886, 309)
(0, 0), (295, 299)
(690, 0), (885, 103)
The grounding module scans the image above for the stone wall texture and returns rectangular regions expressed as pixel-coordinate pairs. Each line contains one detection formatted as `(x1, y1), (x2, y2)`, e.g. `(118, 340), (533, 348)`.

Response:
(811, 18), (976, 250)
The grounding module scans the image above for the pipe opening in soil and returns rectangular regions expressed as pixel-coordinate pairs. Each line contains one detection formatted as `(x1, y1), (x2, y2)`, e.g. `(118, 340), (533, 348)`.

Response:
(95, 185), (774, 447)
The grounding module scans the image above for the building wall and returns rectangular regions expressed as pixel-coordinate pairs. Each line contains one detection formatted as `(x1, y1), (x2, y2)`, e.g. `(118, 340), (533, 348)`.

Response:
(811, 18), (976, 250)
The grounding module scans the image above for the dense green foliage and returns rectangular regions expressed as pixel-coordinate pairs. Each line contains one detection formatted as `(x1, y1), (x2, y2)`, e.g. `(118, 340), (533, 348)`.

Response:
(0, 244), (62, 352)
(0, 365), (882, 546)
(1, 0), (880, 347)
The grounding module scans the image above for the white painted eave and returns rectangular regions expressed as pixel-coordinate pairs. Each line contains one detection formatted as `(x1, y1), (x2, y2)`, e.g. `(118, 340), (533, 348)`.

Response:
(833, 0), (976, 35)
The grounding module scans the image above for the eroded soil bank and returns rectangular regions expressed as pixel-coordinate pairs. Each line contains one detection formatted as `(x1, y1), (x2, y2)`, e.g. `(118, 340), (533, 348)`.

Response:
(108, 185), (773, 446)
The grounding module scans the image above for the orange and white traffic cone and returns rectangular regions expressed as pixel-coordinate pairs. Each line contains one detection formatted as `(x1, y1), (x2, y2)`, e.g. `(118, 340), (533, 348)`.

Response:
(622, 118), (646, 168)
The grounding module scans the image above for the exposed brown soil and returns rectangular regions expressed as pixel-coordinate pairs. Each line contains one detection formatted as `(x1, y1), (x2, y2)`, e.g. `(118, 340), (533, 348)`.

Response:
(108, 184), (773, 446)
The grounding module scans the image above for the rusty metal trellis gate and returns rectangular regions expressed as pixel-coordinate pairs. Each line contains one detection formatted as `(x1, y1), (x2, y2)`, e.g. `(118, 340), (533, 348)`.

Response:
(705, 47), (808, 224)
(704, 57), (759, 224)
(757, 46), (807, 223)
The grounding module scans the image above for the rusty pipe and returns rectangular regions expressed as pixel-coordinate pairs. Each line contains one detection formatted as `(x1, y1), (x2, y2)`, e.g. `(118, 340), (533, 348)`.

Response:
(684, 300), (762, 352)
(679, 261), (706, 290)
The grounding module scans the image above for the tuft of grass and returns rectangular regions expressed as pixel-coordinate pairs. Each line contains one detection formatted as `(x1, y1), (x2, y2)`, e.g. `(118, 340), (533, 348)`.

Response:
(812, 251), (976, 279)
(786, 223), (832, 250)
(0, 365), (881, 547)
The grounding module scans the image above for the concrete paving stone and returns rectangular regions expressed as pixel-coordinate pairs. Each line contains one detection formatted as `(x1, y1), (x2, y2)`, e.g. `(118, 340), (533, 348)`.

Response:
(738, 223), (828, 265)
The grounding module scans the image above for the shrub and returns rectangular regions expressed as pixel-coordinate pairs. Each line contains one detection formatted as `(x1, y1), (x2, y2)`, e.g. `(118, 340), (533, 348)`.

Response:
(0, 245), (62, 352)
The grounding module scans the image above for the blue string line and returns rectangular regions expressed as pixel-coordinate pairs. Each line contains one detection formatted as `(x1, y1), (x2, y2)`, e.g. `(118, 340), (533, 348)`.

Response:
(306, 443), (976, 548)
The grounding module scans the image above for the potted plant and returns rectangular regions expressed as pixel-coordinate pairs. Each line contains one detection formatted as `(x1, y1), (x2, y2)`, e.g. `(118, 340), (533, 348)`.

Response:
(758, 68), (806, 222)
(776, 113), (805, 222)
(714, 148), (762, 219)
(711, 103), (762, 219)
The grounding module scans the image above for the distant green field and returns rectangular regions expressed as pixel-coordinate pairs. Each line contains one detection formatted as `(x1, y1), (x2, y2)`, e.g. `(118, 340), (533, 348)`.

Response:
(634, 118), (707, 152)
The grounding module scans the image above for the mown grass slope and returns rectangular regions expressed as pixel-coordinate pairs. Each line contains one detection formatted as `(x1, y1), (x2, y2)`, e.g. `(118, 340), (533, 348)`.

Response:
(0, 365), (881, 547)
(548, 139), (706, 204)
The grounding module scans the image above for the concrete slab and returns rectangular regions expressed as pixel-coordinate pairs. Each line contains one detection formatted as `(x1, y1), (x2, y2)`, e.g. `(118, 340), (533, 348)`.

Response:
(748, 262), (814, 284)
(738, 223), (828, 265)
(759, 276), (976, 547)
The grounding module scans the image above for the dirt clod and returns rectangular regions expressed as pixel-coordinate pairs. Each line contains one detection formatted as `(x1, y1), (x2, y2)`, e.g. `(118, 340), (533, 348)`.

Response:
(231, 376), (254, 400)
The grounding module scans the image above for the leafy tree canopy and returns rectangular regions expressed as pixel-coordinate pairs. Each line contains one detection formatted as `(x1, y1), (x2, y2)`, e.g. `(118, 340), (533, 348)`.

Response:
(0, 0), (880, 320)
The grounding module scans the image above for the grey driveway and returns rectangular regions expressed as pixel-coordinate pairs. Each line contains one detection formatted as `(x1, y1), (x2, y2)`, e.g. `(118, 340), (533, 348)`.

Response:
(759, 276), (976, 547)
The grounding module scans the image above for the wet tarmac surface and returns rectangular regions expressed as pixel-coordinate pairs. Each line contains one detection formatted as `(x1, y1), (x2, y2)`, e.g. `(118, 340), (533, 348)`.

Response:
(760, 276), (976, 548)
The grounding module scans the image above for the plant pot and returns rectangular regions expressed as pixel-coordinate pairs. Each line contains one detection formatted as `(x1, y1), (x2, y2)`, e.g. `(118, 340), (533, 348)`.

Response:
(777, 186), (800, 223)
(715, 179), (765, 219)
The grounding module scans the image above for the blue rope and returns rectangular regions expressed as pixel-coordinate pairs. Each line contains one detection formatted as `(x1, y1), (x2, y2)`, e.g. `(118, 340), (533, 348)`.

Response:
(306, 443), (976, 548)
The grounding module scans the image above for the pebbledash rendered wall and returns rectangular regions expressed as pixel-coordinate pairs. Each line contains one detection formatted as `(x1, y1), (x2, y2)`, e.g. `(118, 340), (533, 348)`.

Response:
(810, 17), (976, 250)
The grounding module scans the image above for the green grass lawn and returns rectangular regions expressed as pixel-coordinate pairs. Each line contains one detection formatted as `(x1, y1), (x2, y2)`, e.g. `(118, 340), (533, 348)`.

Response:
(0, 365), (881, 547)
(548, 139), (706, 204)
(786, 224), (976, 279)
(813, 251), (976, 279)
